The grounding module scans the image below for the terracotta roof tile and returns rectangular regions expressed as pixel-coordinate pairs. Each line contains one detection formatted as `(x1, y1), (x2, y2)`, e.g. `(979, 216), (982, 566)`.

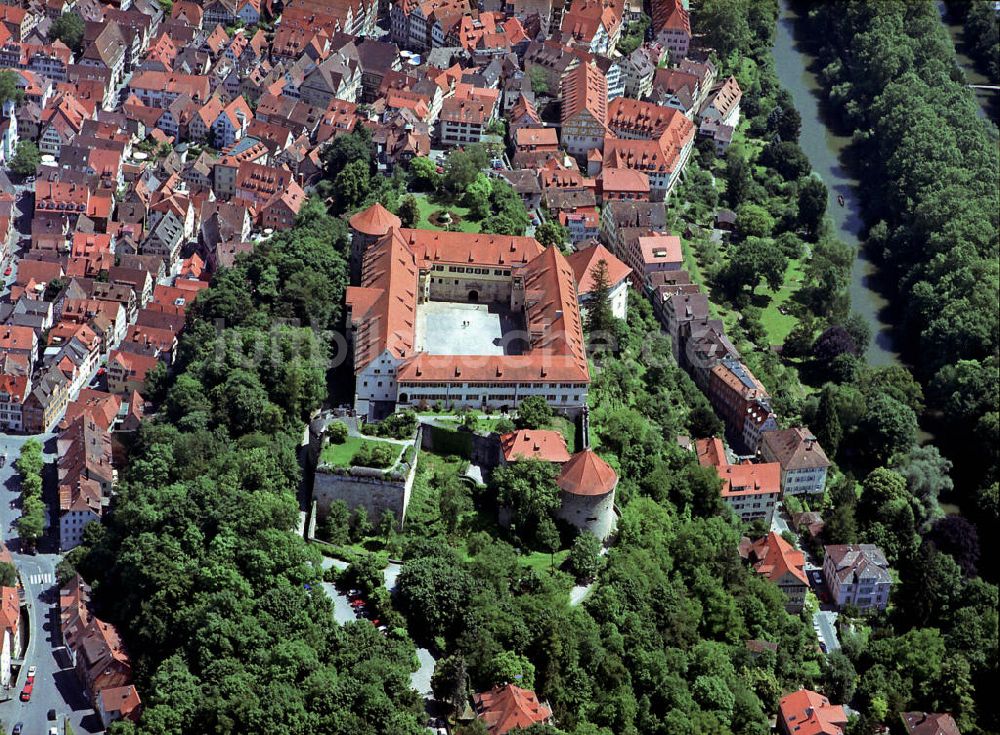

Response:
(556, 448), (617, 496)
(565, 242), (631, 293)
(500, 430), (571, 463)
(748, 532), (807, 586)
(474, 684), (552, 735)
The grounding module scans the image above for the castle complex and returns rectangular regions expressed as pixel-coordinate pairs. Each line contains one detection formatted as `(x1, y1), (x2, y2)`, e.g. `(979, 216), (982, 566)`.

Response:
(347, 203), (594, 419)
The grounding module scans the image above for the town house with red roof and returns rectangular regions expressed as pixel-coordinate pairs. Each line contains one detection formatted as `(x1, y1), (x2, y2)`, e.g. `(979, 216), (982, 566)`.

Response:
(57, 414), (114, 549)
(474, 684), (552, 734)
(601, 100), (695, 201)
(0, 41), (72, 81)
(22, 369), (71, 433)
(39, 92), (92, 158)
(0, 584), (19, 688)
(0, 5), (39, 42)
(560, 0), (623, 56)
(560, 59), (607, 158)
(742, 531), (808, 612)
(650, 0), (690, 62)
(106, 349), (160, 396)
(565, 242), (631, 320)
(708, 356), (779, 454)
(0, 374), (29, 432)
(696, 436), (782, 525)
(778, 689), (847, 735)
(439, 82), (500, 147)
(61, 575), (141, 721)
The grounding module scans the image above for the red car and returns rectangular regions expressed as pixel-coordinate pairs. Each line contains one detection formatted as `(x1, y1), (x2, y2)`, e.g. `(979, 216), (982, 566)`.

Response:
(20, 682), (33, 701)
(3, 266), (10, 276)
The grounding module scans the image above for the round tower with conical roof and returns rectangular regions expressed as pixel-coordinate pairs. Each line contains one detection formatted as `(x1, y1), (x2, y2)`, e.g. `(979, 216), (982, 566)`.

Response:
(348, 203), (402, 282)
(555, 448), (618, 541)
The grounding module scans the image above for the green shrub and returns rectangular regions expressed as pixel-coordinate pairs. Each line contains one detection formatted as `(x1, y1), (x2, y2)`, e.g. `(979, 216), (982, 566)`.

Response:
(328, 422), (349, 444)
(352, 443), (396, 468)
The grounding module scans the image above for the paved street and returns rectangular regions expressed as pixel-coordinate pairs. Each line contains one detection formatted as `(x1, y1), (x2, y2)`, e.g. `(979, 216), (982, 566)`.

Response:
(0, 433), (102, 734)
(771, 502), (841, 653)
(769, 503), (792, 536)
(813, 609), (841, 653)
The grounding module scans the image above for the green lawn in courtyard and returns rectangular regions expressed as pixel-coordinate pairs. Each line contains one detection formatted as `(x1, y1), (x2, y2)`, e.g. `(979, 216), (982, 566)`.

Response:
(411, 193), (480, 233)
(320, 435), (403, 467)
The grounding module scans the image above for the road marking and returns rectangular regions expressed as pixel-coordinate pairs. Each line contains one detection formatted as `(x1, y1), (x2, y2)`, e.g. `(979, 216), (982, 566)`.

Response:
(27, 573), (54, 585)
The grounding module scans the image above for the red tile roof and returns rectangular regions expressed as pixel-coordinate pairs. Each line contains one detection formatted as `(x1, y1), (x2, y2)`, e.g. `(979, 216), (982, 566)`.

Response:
(651, 0), (689, 36)
(562, 0), (623, 44)
(349, 202), (401, 237)
(0, 325), (36, 352)
(346, 229), (420, 371)
(695, 437), (727, 468)
(99, 685), (142, 722)
(561, 59), (607, 129)
(474, 685), (552, 735)
(748, 532), (807, 586)
(717, 461), (781, 499)
(557, 448), (617, 496)
(440, 83), (500, 125)
(637, 233), (681, 266)
(565, 242), (631, 294)
(778, 689), (848, 735)
(500, 430), (571, 463)
(60, 389), (122, 432)
(0, 586), (17, 639)
(607, 97), (683, 138)
(517, 245), (588, 374)
(0, 374), (29, 402)
(514, 126), (559, 150)
(404, 229), (544, 268)
(600, 167), (650, 194)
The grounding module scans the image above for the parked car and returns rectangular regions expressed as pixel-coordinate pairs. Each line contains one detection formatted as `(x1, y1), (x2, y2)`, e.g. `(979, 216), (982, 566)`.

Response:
(20, 682), (32, 701)
(3, 266), (11, 276)
(12, 722), (23, 735)
(48, 709), (57, 720)
(26, 665), (36, 682)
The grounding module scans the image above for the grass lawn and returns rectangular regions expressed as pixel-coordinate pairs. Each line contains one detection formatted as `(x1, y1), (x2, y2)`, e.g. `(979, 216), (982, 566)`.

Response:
(547, 415), (579, 452)
(521, 549), (571, 572)
(680, 237), (722, 319)
(320, 435), (403, 467)
(436, 416), (510, 435)
(756, 257), (806, 345)
(411, 193), (480, 233)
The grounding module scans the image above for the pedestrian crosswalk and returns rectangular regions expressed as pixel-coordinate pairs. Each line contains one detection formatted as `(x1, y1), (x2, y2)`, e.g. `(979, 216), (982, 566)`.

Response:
(26, 572), (54, 585)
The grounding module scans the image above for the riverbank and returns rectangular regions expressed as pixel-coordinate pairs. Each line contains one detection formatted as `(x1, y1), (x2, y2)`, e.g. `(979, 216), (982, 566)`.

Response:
(773, 0), (901, 367)
(937, 0), (999, 121)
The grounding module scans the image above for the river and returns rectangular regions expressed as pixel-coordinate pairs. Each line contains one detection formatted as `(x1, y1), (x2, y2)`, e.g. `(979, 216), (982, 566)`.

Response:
(772, 1), (901, 367)
(937, 1), (998, 121)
